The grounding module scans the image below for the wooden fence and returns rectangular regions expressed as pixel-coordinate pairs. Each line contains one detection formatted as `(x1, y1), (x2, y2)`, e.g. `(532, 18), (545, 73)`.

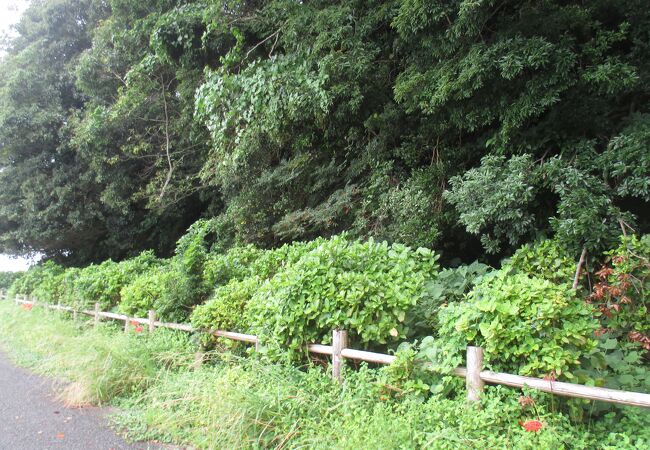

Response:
(2, 292), (650, 408)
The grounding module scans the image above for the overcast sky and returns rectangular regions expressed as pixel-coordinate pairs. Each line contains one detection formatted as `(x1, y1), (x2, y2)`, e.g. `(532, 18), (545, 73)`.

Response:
(1, 1), (29, 38)
(0, 0), (32, 271)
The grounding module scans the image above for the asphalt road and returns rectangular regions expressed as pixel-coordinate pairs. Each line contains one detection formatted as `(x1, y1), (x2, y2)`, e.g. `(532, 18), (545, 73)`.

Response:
(0, 351), (162, 450)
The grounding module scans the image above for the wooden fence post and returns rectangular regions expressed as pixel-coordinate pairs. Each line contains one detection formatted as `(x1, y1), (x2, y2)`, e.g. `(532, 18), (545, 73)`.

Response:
(94, 303), (100, 328)
(148, 310), (156, 333)
(191, 352), (204, 370)
(332, 328), (348, 383)
(124, 318), (129, 333)
(466, 346), (484, 403)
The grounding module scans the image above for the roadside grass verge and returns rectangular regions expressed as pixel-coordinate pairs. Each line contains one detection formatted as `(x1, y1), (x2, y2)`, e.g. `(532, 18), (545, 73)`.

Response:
(0, 301), (195, 406)
(1, 301), (648, 449)
(113, 360), (650, 450)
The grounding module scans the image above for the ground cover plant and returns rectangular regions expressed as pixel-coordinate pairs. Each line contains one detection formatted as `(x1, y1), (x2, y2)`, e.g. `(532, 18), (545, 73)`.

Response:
(1, 301), (648, 449)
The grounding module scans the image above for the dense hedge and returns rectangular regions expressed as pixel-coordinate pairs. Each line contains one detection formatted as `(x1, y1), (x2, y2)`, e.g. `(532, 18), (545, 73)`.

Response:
(5, 228), (649, 423)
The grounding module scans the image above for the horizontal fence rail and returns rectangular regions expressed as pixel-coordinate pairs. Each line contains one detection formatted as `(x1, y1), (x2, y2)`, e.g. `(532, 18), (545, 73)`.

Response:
(3, 292), (649, 408)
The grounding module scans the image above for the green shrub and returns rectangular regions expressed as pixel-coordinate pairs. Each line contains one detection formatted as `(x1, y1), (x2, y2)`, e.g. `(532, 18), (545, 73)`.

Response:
(201, 240), (322, 292)
(505, 239), (577, 287)
(73, 251), (161, 310)
(152, 219), (240, 317)
(192, 240), (322, 336)
(576, 234), (650, 407)
(409, 261), (491, 335)
(7, 261), (64, 299)
(119, 261), (197, 322)
(436, 271), (599, 378)
(202, 245), (265, 290)
(248, 235), (440, 360)
(58, 268), (81, 304)
(580, 336), (650, 397)
(0, 271), (23, 290)
(192, 277), (262, 333)
(119, 266), (168, 318)
(152, 266), (197, 322)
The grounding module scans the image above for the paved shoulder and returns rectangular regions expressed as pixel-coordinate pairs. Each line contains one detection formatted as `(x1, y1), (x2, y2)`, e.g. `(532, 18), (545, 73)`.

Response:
(0, 351), (158, 450)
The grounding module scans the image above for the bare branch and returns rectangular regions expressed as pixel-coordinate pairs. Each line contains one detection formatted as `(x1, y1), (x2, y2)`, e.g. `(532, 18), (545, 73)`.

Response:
(573, 247), (587, 290)
(158, 77), (174, 202)
(245, 25), (284, 60)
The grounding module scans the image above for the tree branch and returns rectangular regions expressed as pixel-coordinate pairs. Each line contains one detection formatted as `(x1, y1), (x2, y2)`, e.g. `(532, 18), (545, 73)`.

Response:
(573, 247), (587, 290)
(158, 76), (173, 202)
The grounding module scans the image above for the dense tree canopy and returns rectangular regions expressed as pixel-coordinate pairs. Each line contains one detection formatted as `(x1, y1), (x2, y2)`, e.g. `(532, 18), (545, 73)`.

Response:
(0, 0), (648, 265)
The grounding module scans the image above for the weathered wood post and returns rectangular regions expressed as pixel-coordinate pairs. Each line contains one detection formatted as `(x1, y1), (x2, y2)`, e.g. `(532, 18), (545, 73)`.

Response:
(332, 328), (348, 383)
(466, 346), (484, 403)
(94, 303), (100, 328)
(124, 317), (129, 333)
(191, 352), (204, 370)
(148, 310), (156, 333)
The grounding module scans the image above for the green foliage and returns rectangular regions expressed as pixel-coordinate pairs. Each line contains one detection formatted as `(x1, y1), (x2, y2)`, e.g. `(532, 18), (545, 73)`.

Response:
(504, 240), (577, 287)
(151, 2), (235, 67)
(119, 265), (168, 318)
(581, 337), (650, 402)
(354, 165), (442, 249)
(196, 55), (330, 184)
(399, 0), (649, 255)
(248, 235), (440, 360)
(2, 0), (649, 263)
(576, 234), (650, 403)
(191, 277), (262, 333)
(445, 155), (540, 254)
(542, 157), (629, 253)
(437, 272), (599, 378)
(201, 240), (321, 289)
(115, 358), (650, 450)
(600, 114), (650, 202)
(409, 261), (490, 335)
(192, 239), (325, 336)
(378, 342), (433, 399)
(119, 257), (202, 323)
(0, 271), (23, 290)
(111, 219), (230, 322)
(595, 235), (650, 340)
(7, 261), (64, 299)
(201, 245), (266, 289)
(72, 251), (161, 310)
(0, 301), (196, 405)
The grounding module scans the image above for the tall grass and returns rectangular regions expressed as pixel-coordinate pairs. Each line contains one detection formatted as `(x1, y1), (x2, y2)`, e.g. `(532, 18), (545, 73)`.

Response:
(0, 301), (195, 406)
(114, 358), (650, 450)
(1, 301), (648, 449)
